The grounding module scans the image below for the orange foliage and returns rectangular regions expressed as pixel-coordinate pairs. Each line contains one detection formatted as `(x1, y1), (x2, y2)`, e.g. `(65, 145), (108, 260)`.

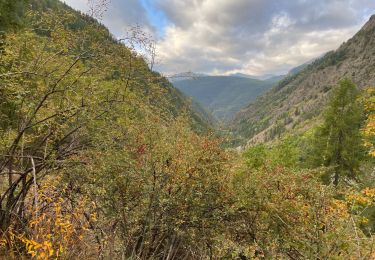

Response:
(1, 182), (97, 259)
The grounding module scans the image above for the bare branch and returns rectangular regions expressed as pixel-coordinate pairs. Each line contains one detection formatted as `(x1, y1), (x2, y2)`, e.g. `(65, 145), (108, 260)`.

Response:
(87, 0), (111, 20)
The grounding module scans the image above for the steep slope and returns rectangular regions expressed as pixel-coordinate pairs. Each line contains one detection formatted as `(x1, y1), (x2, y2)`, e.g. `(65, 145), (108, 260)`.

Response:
(232, 15), (375, 145)
(173, 76), (277, 121)
(37, 0), (211, 131)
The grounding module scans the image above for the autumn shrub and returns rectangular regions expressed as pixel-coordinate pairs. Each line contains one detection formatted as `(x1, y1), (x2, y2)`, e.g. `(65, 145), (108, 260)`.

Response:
(218, 165), (374, 259)
(0, 180), (97, 259)
(1, 2), (375, 259)
(0, 5), (210, 259)
(57, 116), (234, 259)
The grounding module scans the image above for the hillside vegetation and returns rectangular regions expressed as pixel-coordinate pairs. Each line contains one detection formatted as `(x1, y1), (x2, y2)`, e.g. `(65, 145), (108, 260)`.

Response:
(233, 15), (375, 145)
(0, 1), (374, 259)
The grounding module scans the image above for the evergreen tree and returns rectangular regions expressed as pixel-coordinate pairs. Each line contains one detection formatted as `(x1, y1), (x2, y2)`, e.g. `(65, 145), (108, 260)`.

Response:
(310, 79), (365, 185)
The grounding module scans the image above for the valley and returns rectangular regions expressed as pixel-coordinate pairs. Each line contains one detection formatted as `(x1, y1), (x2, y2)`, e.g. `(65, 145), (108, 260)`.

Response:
(0, 1), (374, 259)
(173, 74), (279, 121)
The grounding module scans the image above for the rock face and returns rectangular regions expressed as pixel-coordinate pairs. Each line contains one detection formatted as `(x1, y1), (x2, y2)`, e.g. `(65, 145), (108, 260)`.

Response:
(232, 15), (375, 145)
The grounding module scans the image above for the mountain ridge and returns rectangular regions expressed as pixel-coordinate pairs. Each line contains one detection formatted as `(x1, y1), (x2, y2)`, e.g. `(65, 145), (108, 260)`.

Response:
(232, 14), (375, 145)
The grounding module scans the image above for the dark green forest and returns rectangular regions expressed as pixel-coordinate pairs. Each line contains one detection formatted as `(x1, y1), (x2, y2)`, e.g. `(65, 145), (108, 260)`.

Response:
(0, 1), (374, 259)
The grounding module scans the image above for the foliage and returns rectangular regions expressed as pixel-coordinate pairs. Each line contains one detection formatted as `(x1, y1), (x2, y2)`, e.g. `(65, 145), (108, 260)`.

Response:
(0, 181), (96, 259)
(309, 79), (366, 185)
(243, 136), (301, 170)
(228, 165), (375, 259)
(0, 0), (206, 245)
(0, 2), (215, 258)
(0, 0), (27, 32)
(362, 87), (375, 157)
(0, 1), (374, 259)
(63, 116), (233, 259)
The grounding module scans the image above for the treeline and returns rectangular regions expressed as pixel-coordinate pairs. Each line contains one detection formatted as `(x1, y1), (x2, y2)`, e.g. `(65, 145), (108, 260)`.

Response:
(0, 1), (374, 259)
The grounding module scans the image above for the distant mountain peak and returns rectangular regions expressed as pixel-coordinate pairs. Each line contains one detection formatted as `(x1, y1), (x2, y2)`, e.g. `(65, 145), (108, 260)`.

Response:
(230, 73), (283, 81)
(168, 72), (207, 82)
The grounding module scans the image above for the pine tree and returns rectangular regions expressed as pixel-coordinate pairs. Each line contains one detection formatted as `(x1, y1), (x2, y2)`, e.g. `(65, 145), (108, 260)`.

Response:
(311, 79), (365, 185)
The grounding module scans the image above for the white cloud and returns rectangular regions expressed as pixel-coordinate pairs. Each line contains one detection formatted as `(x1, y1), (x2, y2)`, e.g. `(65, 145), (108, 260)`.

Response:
(63, 0), (375, 76)
(64, 0), (153, 37)
(155, 0), (375, 75)
(63, 0), (88, 12)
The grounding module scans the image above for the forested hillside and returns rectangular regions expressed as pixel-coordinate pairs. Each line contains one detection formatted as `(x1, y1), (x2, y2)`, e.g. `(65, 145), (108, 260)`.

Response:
(233, 15), (375, 144)
(0, 1), (374, 259)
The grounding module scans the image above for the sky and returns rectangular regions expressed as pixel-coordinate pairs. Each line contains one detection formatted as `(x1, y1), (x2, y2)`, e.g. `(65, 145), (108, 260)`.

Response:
(64, 0), (375, 76)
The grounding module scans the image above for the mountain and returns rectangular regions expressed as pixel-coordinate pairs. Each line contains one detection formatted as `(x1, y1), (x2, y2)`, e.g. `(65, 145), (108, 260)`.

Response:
(264, 74), (285, 82)
(230, 73), (284, 81)
(1, 0), (213, 130)
(232, 15), (375, 145)
(2, 1), (375, 259)
(173, 76), (278, 121)
(230, 73), (255, 78)
(287, 55), (326, 76)
(168, 72), (207, 82)
(287, 63), (310, 76)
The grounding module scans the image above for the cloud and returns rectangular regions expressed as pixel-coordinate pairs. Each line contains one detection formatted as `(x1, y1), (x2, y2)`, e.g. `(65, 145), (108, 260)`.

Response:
(63, 0), (88, 11)
(63, 0), (375, 75)
(154, 0), (375, 75)
(63, 0), (154, 37)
